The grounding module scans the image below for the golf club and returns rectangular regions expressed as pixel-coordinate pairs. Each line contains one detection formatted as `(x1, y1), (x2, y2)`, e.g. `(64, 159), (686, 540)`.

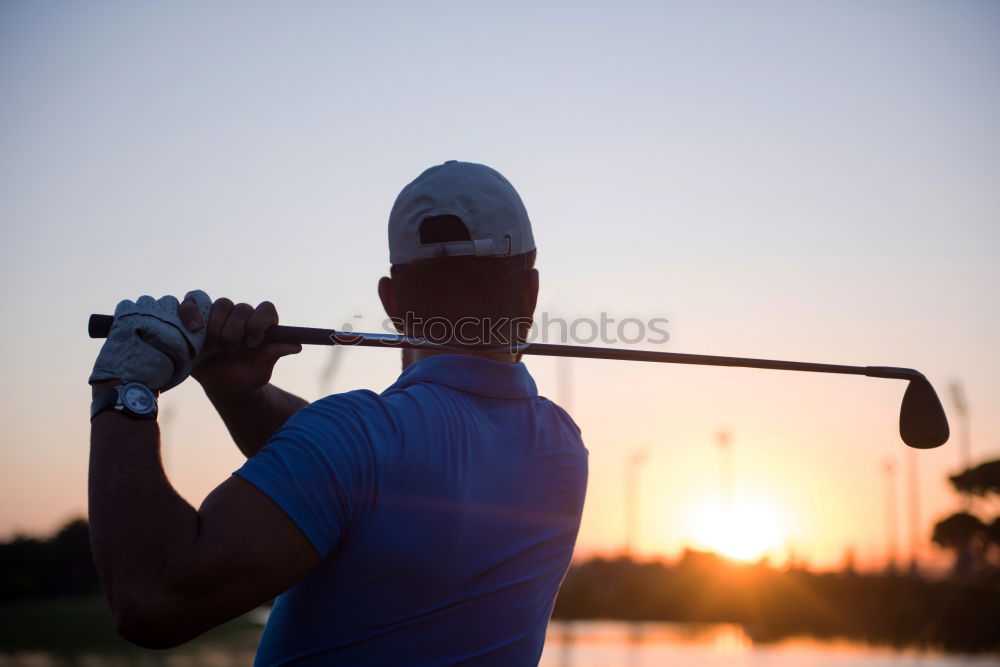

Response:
(88, 314), (949, 449)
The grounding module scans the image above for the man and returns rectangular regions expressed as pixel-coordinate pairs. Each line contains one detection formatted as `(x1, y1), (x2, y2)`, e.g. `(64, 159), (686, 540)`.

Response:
(88, 161), (589, 664)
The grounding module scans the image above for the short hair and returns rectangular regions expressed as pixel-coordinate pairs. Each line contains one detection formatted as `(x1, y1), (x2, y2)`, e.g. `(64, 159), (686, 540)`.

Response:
(389, 215), (536, 346)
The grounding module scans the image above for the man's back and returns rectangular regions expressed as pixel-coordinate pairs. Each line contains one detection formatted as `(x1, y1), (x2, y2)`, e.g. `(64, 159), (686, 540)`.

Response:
(85, 162), (588, 659)
(237, 354), (588, 665)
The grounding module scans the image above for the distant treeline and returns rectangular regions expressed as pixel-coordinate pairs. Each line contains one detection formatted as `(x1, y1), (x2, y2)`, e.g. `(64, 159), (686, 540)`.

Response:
(4, 521), (999, 653)
(0, 519), (99, 599)
(552, 551), (1000, 653)
(4, 453), (1000, 654)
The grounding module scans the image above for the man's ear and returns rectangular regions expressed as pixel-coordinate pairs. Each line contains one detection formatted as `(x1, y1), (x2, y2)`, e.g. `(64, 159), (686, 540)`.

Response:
(520, 268), (539, 320)
(378, 276), (402, 331)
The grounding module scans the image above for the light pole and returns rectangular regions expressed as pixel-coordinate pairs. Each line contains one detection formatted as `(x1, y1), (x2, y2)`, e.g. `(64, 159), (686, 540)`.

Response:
(557, 357), (574, 414)
(319, 346), (342, 396)
(624, 449), (649, 558)
(883, 459), (899, 572)
(716, 429), (733, 510)
(950, 381), (970, 471)
(907, 449), (921, 571)
(950, 381), (972, 512)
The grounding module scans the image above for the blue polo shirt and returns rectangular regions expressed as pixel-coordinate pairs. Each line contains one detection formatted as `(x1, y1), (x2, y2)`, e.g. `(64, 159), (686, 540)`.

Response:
(234, 354), (588, 666)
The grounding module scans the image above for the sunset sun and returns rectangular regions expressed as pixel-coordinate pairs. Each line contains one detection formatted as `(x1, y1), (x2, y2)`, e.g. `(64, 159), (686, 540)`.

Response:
(687, 498), (787, 562)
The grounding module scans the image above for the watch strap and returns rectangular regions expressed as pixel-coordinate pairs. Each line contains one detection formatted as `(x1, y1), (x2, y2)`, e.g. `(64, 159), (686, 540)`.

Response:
(90, 382), (158, 421)
(90, 386), (121, 421)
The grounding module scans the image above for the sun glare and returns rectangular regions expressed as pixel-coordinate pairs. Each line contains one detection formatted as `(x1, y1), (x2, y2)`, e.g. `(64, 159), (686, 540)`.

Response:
(687, 498), (786, 562)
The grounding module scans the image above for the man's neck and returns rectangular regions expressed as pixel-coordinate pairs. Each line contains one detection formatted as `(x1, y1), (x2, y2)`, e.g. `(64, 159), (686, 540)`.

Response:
(401, 347), (518, 370)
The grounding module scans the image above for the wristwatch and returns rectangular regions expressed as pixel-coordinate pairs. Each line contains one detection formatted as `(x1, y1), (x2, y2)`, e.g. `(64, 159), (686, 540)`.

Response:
(91, 381), (159, 421)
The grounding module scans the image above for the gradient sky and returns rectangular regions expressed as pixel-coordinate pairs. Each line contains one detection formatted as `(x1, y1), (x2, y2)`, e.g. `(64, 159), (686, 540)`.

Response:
(2, 1), (998, 570)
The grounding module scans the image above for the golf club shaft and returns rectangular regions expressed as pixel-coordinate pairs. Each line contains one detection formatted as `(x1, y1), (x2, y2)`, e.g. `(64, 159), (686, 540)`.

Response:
(87, 314), (922, 382)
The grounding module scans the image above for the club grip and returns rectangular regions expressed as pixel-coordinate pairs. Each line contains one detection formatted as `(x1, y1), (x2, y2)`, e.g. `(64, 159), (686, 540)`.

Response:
(89, 314), (114, 338)
(88, 313), (353, 347)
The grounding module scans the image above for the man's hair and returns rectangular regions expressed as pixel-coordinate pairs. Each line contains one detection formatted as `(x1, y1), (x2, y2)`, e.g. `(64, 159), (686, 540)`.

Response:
(389, 215), (536, 346)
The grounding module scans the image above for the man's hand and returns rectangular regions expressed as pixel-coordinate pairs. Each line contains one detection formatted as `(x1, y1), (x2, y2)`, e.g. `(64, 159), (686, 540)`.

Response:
(180, 297), (302, 398)
(90, 291), (213, 392)
(179, 295), (306, 457)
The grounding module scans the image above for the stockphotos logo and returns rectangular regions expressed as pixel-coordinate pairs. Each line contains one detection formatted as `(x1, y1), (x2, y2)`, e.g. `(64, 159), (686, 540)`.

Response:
(529, 312), (670, 346)
(331, 312), (670, 349)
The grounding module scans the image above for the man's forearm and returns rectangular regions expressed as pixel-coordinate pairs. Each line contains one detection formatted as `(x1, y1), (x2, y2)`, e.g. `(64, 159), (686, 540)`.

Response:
(203, 383), (307, 458)
(89, 409), (308, 648)
(88, 413), (200, 643)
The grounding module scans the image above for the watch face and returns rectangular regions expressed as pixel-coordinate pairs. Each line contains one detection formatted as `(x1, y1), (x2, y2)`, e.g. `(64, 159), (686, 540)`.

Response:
(121, 384), (156, 415)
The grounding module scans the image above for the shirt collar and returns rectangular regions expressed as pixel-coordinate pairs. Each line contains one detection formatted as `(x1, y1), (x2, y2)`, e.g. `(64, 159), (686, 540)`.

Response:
(385, 354), (538, 400)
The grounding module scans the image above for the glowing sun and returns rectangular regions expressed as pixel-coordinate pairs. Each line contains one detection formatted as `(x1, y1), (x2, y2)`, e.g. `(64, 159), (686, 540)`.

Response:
(687, 498), (787, 561)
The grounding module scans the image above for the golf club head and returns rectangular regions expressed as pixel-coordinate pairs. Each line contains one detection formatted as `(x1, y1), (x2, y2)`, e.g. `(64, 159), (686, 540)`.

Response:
(899, 377), (950, 449)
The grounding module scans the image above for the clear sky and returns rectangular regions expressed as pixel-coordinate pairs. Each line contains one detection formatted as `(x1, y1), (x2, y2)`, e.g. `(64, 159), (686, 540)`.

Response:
(1, 1), (997, 570)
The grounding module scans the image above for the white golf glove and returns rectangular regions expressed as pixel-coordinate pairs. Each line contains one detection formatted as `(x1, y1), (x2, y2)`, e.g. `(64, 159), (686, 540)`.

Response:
(89, 290), (213, 392)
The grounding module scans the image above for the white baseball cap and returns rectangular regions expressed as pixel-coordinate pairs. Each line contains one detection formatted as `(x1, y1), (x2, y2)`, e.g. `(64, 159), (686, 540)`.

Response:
(388, 161), (536, 265)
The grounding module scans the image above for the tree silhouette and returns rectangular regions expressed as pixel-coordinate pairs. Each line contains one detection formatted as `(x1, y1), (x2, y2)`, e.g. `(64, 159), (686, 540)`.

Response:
(949, 460), (1000, 497)
(932, 458), (1000, 575)
(0, 518), (99, 599)
(932, 513), (986, 575)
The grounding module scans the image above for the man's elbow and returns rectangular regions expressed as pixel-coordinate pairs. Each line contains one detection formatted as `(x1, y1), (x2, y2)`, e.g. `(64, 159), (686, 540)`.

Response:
(112, 596), (203, 649)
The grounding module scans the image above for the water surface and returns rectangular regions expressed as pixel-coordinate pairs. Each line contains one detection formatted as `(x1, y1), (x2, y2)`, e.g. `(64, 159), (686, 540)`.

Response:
(539, 621), (1000, 666)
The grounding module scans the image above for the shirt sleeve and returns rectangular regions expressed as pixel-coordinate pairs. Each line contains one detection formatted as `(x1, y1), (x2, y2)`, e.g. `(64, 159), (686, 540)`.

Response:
(233, 391), (379, 558)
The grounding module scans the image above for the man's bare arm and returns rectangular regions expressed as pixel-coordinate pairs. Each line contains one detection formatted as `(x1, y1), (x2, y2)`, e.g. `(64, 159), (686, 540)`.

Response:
(89, 402), (319, 648)
(180, 297), (305, 457)
(204, 383), (308, 457)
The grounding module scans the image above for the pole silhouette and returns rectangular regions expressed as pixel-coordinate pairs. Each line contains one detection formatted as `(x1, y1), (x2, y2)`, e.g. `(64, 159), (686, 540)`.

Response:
(716, 429), (733, 509)
(624, 449), (649, 557)
(950, 381), (970, 471)
(907, 450), (921, 571)
(557, 357), (574, 414)
(883, 460), (899, 572)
